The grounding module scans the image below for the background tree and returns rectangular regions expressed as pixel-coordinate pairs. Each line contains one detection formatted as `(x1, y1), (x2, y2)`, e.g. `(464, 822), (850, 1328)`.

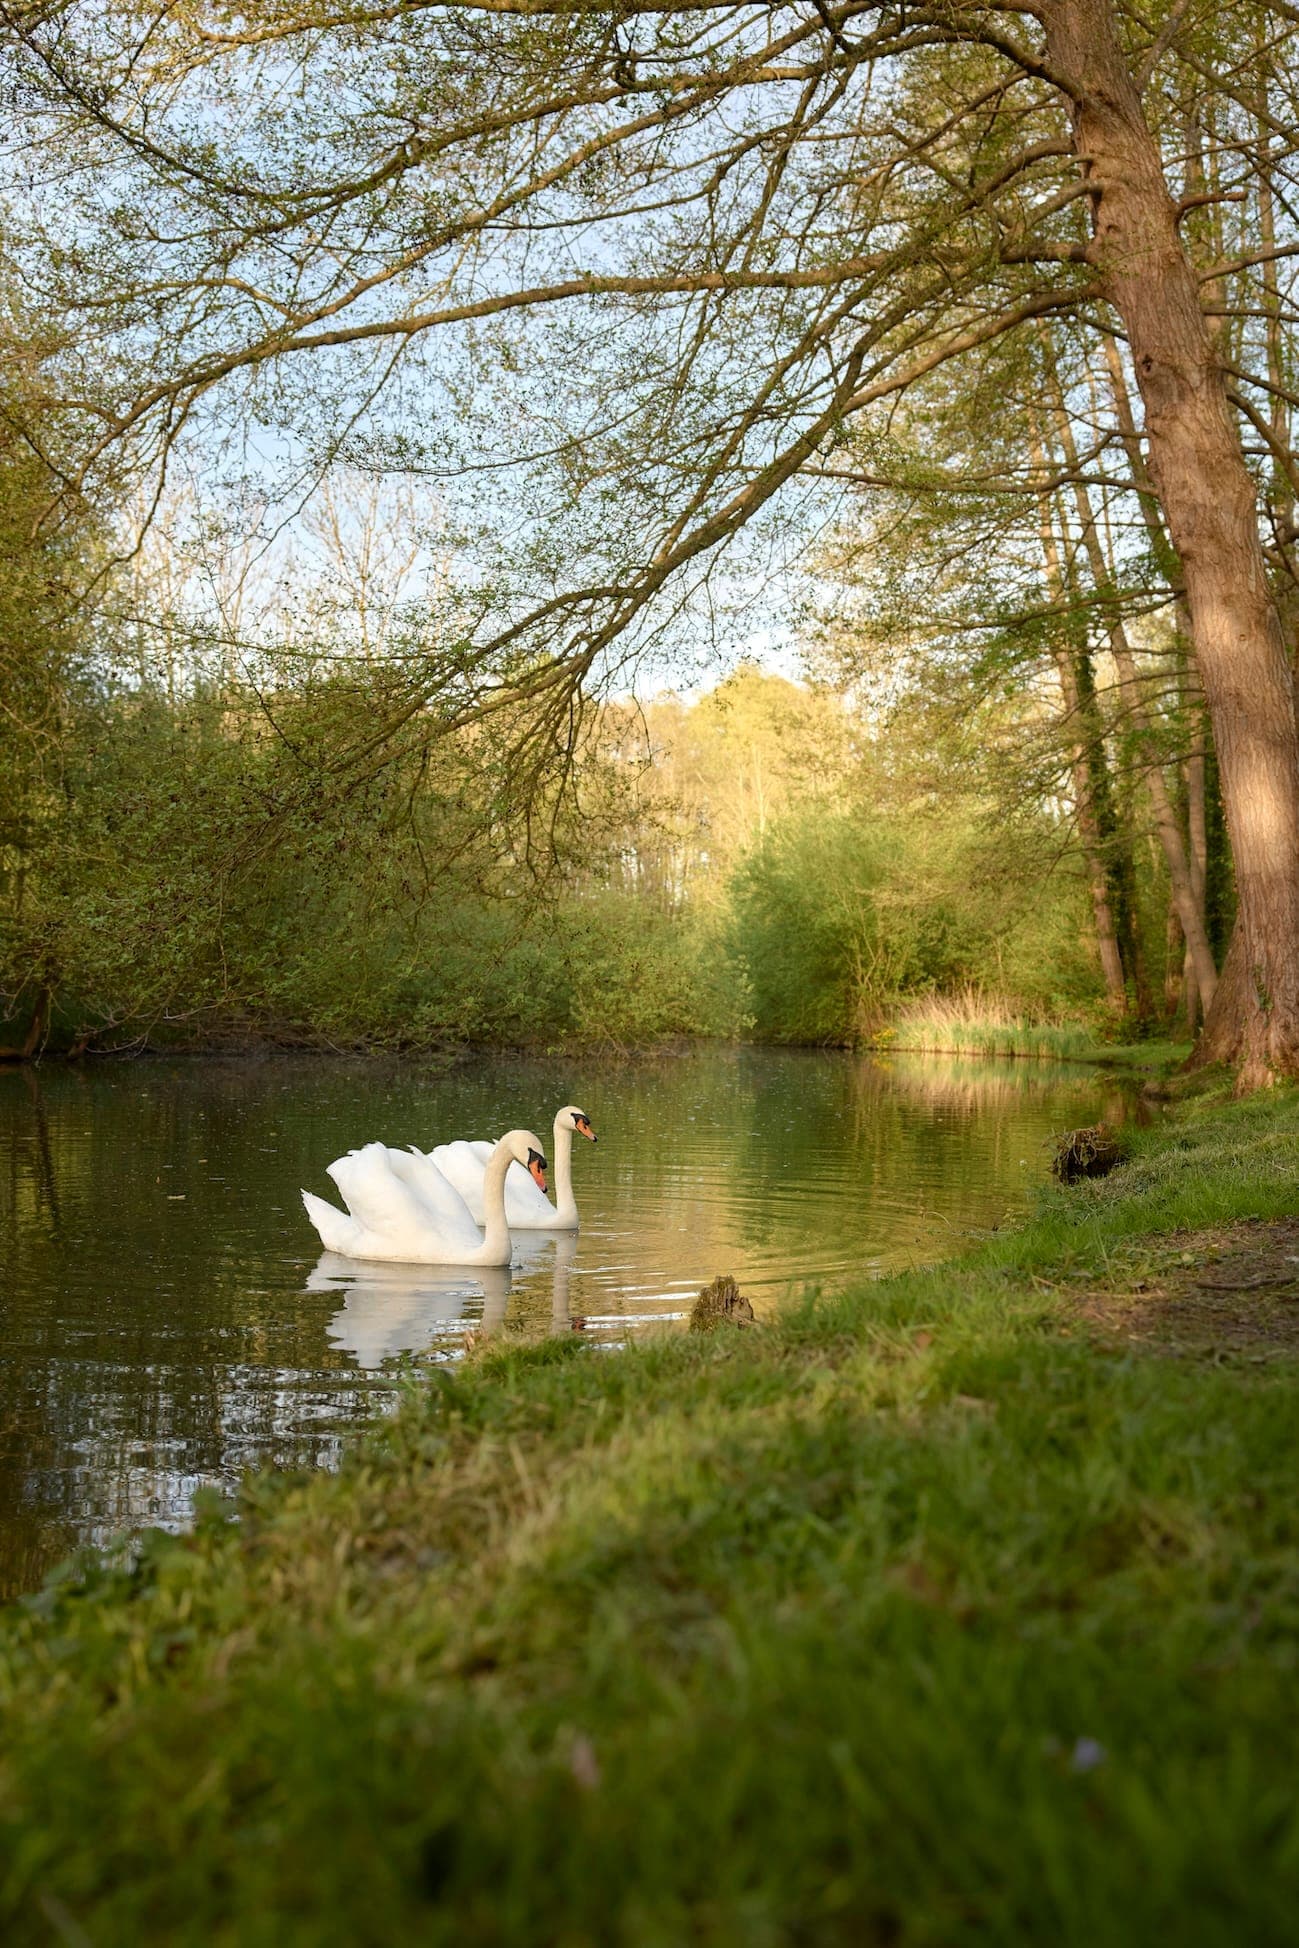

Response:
(4, 1), (1299, 1075)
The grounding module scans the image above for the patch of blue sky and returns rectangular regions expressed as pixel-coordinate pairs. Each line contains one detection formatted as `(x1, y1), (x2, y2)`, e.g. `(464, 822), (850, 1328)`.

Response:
(0, 7), (924, 694)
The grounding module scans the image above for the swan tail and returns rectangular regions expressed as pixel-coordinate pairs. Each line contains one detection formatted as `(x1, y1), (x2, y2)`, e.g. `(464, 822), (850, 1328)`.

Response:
(301, 1188), (358, 1255)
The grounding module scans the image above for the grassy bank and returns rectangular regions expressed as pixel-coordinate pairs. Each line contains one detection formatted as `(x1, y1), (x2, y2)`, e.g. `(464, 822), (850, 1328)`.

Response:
(878, 991), (1189, 1065)
(4, 1086), (1299, 1943)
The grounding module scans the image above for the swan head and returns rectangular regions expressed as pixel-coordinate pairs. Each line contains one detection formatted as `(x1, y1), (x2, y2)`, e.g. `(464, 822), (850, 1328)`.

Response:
(560, 1105), (597, 1144)
(505, 1129), (549, 1193)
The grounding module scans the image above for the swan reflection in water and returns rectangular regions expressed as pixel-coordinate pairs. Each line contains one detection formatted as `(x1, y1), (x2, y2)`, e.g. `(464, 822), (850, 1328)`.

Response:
(309, 1232), (580, 1369)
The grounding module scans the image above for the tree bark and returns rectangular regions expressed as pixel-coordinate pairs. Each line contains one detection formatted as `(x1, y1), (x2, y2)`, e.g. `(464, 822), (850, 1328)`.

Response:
(1099, 329), (1212, 1030)
(1044, 0), (1299, 1085)
(1195, 923), (1251, 1067)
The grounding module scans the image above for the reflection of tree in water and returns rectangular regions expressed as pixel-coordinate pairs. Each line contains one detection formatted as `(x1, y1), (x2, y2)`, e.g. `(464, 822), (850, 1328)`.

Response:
(22, 1069), (61, 1231)
(0, 1063), (390, 1596)
(3, 1068), (63, 1237)
(613, 1050), (1144, 1268)
(0, 1073), (73, 1597)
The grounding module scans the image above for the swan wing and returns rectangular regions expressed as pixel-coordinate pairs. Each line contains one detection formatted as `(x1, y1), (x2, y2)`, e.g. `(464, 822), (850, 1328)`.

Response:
(429, 1139), (555, 1226)
(301, 1189), (365, 1257)
(327, 1144), (442, 1240)
(306, 1144), (490, 1265)
(385, 1147), (482, 1252)
(430, 1139), (495, 1224)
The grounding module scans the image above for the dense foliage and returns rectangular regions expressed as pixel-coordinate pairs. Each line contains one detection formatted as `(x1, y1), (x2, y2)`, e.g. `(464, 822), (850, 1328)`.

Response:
(4, 314), (1228, 1082)
(5, 620), (1169, 1055)
(0, 676), (735, 1053)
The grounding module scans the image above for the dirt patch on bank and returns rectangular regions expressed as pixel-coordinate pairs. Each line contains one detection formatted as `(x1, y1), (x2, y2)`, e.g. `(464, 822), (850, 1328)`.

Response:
(1065, 1217), (1299, 1356)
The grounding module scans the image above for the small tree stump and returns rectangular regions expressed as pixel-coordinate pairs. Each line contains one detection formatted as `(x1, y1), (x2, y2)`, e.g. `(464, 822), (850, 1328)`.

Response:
(689, 1274), (756, 1331)
(1051, 1125), (1124, 1184)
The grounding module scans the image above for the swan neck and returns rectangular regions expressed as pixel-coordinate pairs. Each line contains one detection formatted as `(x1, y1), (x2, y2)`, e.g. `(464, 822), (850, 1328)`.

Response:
(551, 1114), (579, 1226)
(479, 1141), (513, 1261)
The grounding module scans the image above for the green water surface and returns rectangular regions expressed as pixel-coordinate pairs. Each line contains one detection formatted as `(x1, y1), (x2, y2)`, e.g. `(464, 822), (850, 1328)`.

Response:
(0, 1047), (1140, 1598)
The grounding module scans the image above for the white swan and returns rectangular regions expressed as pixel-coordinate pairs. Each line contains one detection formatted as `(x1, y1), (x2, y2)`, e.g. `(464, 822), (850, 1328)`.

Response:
(429, 1105), (596, 1231)
(301, 1129), (548, 1265)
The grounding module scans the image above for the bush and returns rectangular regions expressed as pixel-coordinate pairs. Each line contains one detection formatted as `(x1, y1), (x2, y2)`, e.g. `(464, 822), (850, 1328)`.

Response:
(731, 804), (1098, 1044)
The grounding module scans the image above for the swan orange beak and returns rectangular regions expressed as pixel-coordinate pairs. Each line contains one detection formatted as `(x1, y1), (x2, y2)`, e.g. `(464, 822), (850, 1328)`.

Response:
(528, 1149), (549, 1193)
(575, 1114), (597, 1143)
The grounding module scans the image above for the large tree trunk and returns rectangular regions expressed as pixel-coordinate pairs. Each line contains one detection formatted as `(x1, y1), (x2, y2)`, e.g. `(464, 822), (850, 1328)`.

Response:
(1045, 0), (1299, 1085)
(1098, 329), (1212, 1033)
(1196, 923), (1251, 1066)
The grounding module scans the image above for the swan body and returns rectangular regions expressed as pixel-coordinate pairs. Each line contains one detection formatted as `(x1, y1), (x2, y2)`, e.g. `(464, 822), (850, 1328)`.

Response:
(301, 1129), (547, 1265)
(430, 1105), (596, 1230)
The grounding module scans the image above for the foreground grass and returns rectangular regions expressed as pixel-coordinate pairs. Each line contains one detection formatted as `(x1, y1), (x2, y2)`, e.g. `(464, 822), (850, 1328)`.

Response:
(4, 1089), (1299, 1944)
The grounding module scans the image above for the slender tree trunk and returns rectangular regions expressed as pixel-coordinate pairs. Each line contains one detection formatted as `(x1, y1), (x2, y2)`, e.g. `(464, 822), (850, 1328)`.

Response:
(1253, 70), (1299, 665)
(1036, 422), (1137, 1005)
(1044, 0), (1299, 1086)
(1181, 945), (1196, 1034)
(1182, 82), (1238, 1050)
(1194, 730), (1239, 1055)
(1203, 733), (1235, 953)
(1031, 454), (1129, 1012)
(1184, 685), (1208, 1038)
(1079, 644), (1152, 1015)
(1165, 896), (1183, 1018)
(1045, 380), (1219, 1011)
(1057, 652), (1130, 1010)
(1099, 333), (1178, 587)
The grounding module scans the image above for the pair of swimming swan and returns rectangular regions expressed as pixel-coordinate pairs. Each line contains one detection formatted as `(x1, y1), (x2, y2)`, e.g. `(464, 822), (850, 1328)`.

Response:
(301, 1104), (596, 1266)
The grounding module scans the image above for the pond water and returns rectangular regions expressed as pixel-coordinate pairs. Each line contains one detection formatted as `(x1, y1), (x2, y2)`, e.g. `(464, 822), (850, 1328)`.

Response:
(0, 1047), (1142, 1599)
